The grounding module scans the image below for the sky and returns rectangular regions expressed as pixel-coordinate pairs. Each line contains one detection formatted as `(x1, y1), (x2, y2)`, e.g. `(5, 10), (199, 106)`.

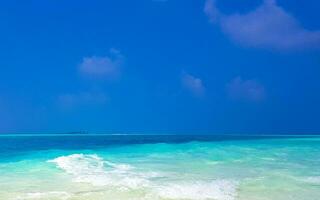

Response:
(0, 0), (319, 134)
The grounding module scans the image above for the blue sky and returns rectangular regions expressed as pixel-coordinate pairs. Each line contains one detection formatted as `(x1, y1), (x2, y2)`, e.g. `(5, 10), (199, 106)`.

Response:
(0, 0), (319, 134)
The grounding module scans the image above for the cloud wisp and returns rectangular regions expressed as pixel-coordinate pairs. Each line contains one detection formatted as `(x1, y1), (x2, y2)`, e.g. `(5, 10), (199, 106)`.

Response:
(57, 49), (123, 110)
(227, 77), (265, 102)
(79, 48), (124, 80)
(204, 0), (320, 50)
(181, 71), (205, 97)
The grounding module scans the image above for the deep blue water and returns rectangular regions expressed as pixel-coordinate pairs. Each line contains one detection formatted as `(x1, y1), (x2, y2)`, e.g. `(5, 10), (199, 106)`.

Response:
(0, 134), (312, 157)
(0, 134), (317, 166)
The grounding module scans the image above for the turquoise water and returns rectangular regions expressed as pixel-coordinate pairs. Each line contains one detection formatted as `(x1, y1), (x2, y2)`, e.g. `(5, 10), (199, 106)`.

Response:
(0, 135), (320, 200)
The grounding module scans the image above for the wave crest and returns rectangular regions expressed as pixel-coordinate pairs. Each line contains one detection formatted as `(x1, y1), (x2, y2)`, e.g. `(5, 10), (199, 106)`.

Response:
(48, 154), (238, 200)
(48, 154), (148, 189)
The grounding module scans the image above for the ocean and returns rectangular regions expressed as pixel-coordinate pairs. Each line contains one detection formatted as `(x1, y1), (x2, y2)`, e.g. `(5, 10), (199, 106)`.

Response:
(0, 134), (319, 200)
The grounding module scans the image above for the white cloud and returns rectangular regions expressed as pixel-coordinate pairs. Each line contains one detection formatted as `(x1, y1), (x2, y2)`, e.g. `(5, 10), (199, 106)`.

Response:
(204, 0), (220, 23)
(58, 91), (108, 109)
(181, 71), (205, 97)
(205, 0), (320, 50)
(79, 49), (124, 79)
(227, 77), (265, 102)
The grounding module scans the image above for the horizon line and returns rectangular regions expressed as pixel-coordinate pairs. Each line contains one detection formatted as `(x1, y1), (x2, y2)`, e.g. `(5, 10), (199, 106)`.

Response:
(0, 132), (320, 137)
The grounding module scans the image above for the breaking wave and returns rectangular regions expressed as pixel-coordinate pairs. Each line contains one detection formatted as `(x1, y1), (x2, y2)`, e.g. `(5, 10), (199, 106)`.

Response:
(48, 154), (238, 200)
(48, 154), (150, 189)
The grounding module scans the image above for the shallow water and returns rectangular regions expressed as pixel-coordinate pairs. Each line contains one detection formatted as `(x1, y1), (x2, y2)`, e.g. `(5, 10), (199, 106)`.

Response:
(0, 135), (319, 200)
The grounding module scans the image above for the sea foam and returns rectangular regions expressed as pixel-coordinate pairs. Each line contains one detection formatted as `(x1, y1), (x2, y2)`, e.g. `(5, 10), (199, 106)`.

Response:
(48, 154), (150, 189)
(16, 191), (71, 200)
(48, 154), (238, 200)
(154, 180), (238, 200)
(303, 176), (320, 184)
